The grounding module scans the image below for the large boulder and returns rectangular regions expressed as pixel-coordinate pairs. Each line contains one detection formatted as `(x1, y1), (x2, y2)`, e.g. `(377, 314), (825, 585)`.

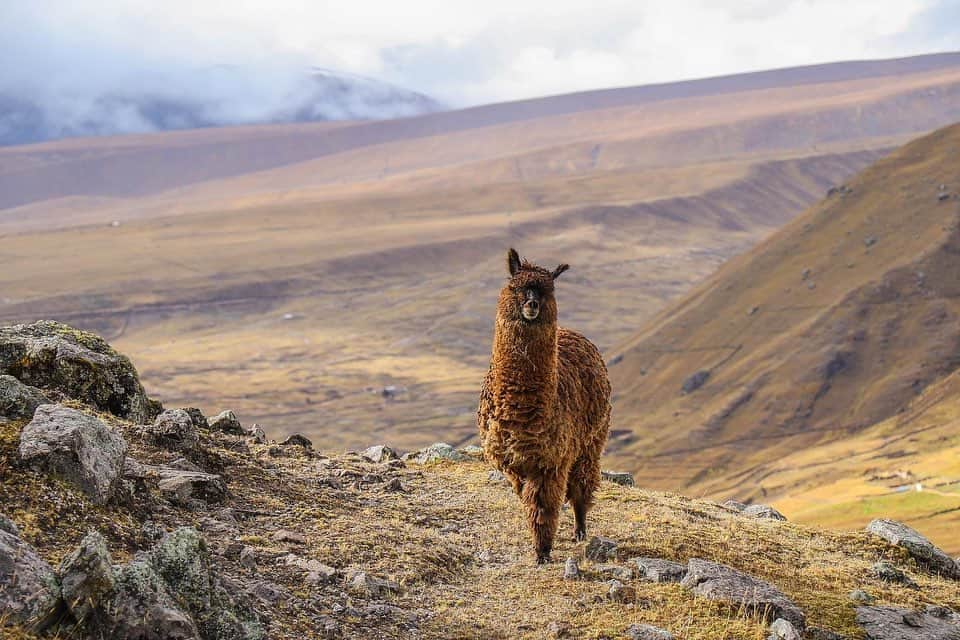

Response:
(0, 374), (50, 419)
(59, 531), (115, 622)
(146, 409), (200, 452)
(680, 559), (805, 629)
(123, 458), (227, 505)
(0, 321), (160, 423)
(19, 404), (128, 504)
(856, 605), (960, 639)
(866, 519), (960, 579)
(0, 528), (62, 632)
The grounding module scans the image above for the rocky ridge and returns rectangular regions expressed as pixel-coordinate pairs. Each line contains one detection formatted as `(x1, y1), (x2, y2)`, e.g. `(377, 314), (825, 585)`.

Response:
(1, 322), (959, 639)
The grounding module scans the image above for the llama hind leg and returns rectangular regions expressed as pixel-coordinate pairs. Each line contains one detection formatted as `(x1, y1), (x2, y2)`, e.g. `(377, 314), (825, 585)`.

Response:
(567, 455), (601, 542)
(522, 471), (566, 563)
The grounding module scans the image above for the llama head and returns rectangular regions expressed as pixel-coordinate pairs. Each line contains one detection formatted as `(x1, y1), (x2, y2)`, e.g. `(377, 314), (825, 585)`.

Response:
(498, 248), (569, 324)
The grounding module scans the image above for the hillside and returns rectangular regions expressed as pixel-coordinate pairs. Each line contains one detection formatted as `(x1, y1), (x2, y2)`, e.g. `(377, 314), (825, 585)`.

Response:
(1, 322), (959, 640)
(3, 52), (960, 462)
(607, 122), (960, 552)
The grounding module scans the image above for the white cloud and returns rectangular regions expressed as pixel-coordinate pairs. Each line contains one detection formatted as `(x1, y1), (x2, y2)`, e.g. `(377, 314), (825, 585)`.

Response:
(0, 0), (954, 112)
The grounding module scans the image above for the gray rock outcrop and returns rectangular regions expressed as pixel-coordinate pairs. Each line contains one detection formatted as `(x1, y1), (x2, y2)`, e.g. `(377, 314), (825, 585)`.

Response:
(866, 519), (960, 579)
(0, 528), (62, 631)
(59, 530), (115, 622)
(585, 536), (619, 561)
(633, 557), (687, 583)
(680, 559), (805, 629)
(0, 320), (160, 423)
(856, 605), (960, 640)
(147, 409), (200, 452)
(18, 404), (127, 504)
(625, 624), (674, 640)
(601, 470), (635, 486)
(0, 374), (50, 419)
(402, 442), (468, 463)
(362, 445), (398, 463)
(208, 410), (244, 435)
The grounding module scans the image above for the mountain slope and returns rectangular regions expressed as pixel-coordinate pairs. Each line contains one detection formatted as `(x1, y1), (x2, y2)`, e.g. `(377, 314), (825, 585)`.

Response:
(608, 122), (960, 542)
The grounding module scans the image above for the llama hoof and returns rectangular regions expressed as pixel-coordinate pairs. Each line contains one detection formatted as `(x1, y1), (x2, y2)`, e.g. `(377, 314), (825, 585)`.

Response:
(574, 529), (586, 542)
(536, 552), (552, 564)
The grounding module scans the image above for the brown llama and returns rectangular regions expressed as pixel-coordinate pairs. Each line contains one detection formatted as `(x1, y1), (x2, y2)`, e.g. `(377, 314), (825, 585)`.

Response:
(478, 248), (611, 563)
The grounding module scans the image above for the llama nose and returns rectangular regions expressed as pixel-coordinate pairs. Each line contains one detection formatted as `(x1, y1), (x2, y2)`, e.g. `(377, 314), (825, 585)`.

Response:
(527, 300), (539, 312)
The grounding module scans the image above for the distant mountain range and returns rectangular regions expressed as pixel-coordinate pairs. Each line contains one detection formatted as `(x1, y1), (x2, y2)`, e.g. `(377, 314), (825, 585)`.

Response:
(0, 68), (444, 146)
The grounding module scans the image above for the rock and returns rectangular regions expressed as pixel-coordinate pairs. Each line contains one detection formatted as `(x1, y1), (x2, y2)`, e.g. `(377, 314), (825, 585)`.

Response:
(0, 374), (50, 419)
(680, 559), (805, 629)
(872, 561), (916, 587)
(605, 579), (636, 603)
(246, 580), (286, 605)
(156, 468), (228, 505)
(939, 192), (951, 201)
(625, 623), (674, 640)
(681, 370), (710, 394)
(0, 320), (160, 423)
(283, 554), (338, 584)
(180, 407), (208, 430)
(0, 514), (18, 537)
(59, 531), (115, 622)
(866, 519), (960, 578)
(585, 536), (619, 561)
(208, 410), (244, 435)
(169, 457), (204, 472)
(601, 470), (635, 486)
(19, 404), (127, 504)
(272, 529), (307, 544)
(563, 557), (581, 580)
(383, 477), (405, 492)
(595, 564), (634, 581)
(633, 557), (687, 583)
(546, 620), (572, 638)
(247, 424), (267, 444)
(0, 528), (62, 631)
(147, 409), (200, 452)
(109, 561), (202, 640)
(402, 442), (468, 463)
(460, 444), (484, 457)
(743, 504), (787, 521)
(848, 589), (874, 603)
(280, 433), (312, 448)
(723, 500), (748, 512)
(856, 605), (960, 640)
(362, 444), (398, 463)
(239, 547), (257, 571)
(804, 628), (846, 640)
(768, 618), (802, 640)
(864, 236), (878, 248)
(347, 570), (399, 598)
(488, 470), (507, 484)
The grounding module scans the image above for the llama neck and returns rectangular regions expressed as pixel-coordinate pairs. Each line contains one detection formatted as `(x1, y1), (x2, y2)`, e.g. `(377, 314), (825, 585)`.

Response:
(492, 317), (558, 399)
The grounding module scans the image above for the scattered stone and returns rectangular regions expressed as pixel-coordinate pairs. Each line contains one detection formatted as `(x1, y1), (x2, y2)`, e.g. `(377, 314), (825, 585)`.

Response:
(743, 504), (787, 521)
(347, 570), (399, 597)
(0, 374), (50, 419)
(872, 561), (917, 587)
(0, 320), (160, 423)
(246, 580), (286, 605)
(460, 444), (484, 457)
(402, 442), (468, 463)
(767, 618), (802, 640)
(19, 404), (127, 504)
(156, 468), (228, 505)
(938, 192), (951, 201)
(864, 236), (877, 248)
(0, 528), (62, 631)
(563, 557), (581, 580)
(601, 470), (635, 486)
(633, 557), (687, 583)
(605, 579), (636, 603)
(280, 433), (312, 448)
(625, 623), (674, 640)
(59, 531), (115, 622)
(362, 444), (398, 463)
(247, 424), (267, 444)
(595, 564), (634, 581)
(608, 354), (624, 366)
(147, 409), (200, 452)
(681, 370), (710, 394)
(680, 559), (805, 629)
(804, 628), (845, 640)
(272, 529), (307, 544)
(282, 554), (338, 584)
(476, 549), (494, 564)
(207, 409), (244, 435)
(585, 536), (619, 561)
(747, 306), (760, 316)
(383, 477), (405, 492)
(547, 620), (572, 638)
(169, 457), (204, 472)
(866, 519), (960, 578)
(856, 605), (960, 640)
(239, 547), (257, 571)
(488, 470), (507, 484)
(848, 589), (874, 603)
(801, 268), (812, 280)
(0, 514), (18, 537)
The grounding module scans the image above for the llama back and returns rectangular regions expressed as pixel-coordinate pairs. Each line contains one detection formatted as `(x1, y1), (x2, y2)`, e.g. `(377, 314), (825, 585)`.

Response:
(556, 327), (611, 447)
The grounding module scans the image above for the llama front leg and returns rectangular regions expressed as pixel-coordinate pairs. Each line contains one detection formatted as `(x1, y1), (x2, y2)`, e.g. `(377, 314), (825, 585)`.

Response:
(521, 470), (566, 563)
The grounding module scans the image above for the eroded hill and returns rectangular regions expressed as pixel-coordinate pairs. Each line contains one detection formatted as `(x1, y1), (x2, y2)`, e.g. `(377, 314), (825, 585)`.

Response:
(608, 122), (960, 552)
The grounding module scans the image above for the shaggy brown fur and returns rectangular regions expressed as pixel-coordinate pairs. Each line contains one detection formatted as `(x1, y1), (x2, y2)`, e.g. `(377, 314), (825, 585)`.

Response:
(478, 248), (611, 563)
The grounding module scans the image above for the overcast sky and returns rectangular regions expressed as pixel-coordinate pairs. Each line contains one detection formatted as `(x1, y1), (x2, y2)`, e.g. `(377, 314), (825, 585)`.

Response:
(2, 0), (958, 109)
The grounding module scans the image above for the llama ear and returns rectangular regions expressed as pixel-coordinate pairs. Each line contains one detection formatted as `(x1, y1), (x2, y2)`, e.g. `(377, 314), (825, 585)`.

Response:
(507, 248), (522, 276)
(551, 263), (570, 280)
